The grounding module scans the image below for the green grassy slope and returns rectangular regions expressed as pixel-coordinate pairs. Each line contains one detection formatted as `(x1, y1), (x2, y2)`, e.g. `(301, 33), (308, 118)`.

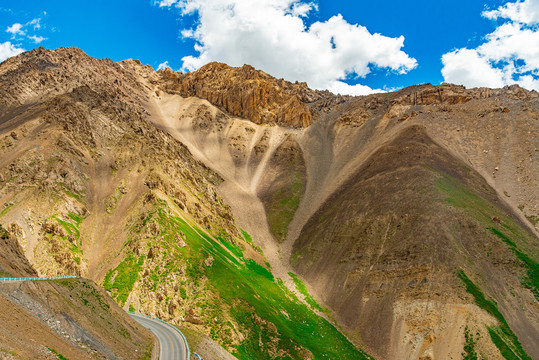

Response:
(104, 197), (372, 360)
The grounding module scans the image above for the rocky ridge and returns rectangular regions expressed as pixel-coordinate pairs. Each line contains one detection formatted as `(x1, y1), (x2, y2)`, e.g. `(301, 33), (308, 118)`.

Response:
(0, 47), (538, 360)
(0, 47), (368, 360)
(157, 61), (345, 127)
(148, 60), (539, 359)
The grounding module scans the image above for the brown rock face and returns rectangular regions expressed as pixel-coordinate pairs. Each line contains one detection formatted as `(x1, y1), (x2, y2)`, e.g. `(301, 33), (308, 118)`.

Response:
(390, 82), (537, 106)
(0, 224), (37, 277)
(292, 125), (539, 359)
(179, 62), (315, 127)
(0, 46), (154, 116)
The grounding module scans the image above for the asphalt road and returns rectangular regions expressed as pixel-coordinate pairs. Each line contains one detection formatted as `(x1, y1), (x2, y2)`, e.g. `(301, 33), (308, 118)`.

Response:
(0, 277), (190, 359)
(129, 312), (189, 360)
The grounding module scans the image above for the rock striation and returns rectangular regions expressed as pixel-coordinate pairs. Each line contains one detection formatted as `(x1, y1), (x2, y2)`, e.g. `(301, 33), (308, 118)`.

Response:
(162, 62), (335, 127)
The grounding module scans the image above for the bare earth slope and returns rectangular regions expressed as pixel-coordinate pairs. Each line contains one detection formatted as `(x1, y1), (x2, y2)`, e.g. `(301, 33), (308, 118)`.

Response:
(0, 225), (154, 359)
(1, 47), (538, 360)
(0, 48), (372, 359)
(149, 63), (539, 359)
(293, 125), (538, 359)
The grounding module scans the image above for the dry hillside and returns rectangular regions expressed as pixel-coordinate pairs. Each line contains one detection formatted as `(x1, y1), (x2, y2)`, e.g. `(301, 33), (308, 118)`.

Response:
(0, 225), (154, 359)
(0, 47), (538, 360)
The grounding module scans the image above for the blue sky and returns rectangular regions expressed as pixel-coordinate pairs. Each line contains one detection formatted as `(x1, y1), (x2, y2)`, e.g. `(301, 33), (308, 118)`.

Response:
(1, 0), (538, 94)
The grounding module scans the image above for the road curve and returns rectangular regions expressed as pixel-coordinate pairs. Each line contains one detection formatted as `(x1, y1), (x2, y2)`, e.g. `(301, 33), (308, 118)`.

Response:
(0, 277), (190, 360)
(129, 312), (189, 360)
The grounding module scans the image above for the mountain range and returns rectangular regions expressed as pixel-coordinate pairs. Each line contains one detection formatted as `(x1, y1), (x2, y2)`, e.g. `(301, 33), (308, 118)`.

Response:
(0, 46), (537, 360)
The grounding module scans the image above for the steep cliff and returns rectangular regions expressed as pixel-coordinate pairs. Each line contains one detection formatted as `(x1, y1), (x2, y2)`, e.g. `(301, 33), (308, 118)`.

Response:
(160, 61), (342, 127)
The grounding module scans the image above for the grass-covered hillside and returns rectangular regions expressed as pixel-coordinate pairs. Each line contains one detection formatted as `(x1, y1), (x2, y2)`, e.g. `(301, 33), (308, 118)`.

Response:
(104, 194), (372, 360)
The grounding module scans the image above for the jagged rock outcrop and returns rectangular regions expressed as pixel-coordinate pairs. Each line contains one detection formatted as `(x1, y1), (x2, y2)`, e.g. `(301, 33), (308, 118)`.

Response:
(176, 62), (317, 127)
(390, 83), (537, 106)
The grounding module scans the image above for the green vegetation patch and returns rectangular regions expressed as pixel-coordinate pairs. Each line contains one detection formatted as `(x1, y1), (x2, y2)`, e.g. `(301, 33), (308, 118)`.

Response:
(0, 204), (13, 217)
(55, 218), (80, 239)
(104, 254), (146, 306)
(60, 182), (85, 202)
(437, 176), (539, 302)
(0, 224), (9, 239)
(461, 326), (478, 360)
(488, 227), (539, 301)
(288, 272), (323, 312)
(137, 203), (372, 360)
(216, 235), (244, 259)
(436, 176), (498, 222)
(458, 271), (531, 360)
(47, 347), (69, 360)
(67, 212), (85, 225)
(267, 171), (305, 242)
(239, 228), (264, 254)
(240, 229), (253, 244)
(54, 212), (86, 253)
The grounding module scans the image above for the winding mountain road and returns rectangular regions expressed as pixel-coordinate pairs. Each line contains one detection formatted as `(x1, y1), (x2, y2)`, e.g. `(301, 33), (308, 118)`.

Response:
(0, 276), (190, 360)
(129, 312), (190, 360)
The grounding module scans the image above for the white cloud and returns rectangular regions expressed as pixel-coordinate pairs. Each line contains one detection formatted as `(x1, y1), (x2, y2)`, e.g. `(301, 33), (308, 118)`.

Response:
(157, 61), (170, 70)
(441, 49), (505, 88)
(28, 35), (46, 44)
(5, 18), (47, 45)
(483, 0), (539, 25)
(157, 0), (179, 7)
(27, 18), (42, 30)
(158, 0), (417, 95)
(0, 41), (24, 62)
(327, 80), (386, 96)
(441, 0), (539, 90)
(6, 23), (25, 37)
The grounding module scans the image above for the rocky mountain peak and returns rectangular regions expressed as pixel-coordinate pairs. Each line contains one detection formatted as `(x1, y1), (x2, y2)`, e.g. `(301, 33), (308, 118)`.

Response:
(175, 61), (316, 127)
(0, 47), (153, 117)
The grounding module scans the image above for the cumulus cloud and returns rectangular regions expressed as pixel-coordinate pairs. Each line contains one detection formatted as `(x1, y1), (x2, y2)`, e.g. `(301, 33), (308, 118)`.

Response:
(28, 35), (46, 44)
(157, 61), (170, 70)
(0, 41), (24, 62)
(482, 0), (539, 25)
(326, 80), (386, 96)
(27, 18), (42, 30)
(157, 0), (417, 95)
(441, 0), (539, 90)
(442, 49), (505, 88)
(6, 23), (25, 37)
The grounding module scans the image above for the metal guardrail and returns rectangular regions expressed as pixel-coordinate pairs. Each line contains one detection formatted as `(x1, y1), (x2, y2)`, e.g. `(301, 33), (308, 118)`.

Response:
(0, 278), (191, 359)
(0, 276), (77, 282)
(128, 311), (191, 360)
